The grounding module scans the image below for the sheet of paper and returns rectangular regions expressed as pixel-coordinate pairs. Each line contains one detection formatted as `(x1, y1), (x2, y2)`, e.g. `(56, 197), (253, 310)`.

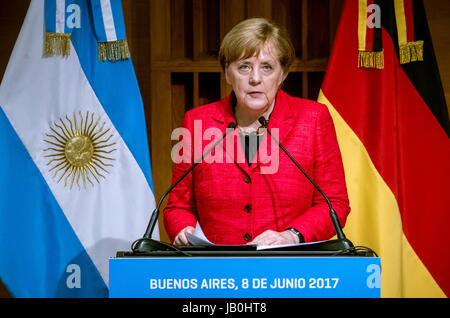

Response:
(255, 240), (328, 250)
(189, 222), (328, 250)
(187, 232), (214, 246)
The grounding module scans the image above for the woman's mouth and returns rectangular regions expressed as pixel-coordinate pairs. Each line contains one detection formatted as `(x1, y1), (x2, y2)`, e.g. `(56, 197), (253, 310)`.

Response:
(248, 91), (264, 98)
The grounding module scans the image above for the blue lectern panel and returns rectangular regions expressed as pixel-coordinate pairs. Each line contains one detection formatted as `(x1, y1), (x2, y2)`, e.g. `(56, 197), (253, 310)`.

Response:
(109, 257), (380, 298)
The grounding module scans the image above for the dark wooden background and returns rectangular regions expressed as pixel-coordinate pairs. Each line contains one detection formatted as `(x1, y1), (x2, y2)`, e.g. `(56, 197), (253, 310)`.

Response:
(1, 0), (449, 298)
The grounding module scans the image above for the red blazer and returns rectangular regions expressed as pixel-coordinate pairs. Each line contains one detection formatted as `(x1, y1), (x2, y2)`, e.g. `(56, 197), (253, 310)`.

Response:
(163, 90), (350, 244)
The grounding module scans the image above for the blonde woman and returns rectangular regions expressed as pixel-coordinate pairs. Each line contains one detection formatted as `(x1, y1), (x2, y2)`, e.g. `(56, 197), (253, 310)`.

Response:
(164, 18), (350, 247)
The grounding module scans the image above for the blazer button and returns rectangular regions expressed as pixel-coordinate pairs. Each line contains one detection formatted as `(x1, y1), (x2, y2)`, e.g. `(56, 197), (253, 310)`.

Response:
(244, 233), (252, 241)
(244, 175), (251, 183)
(244, 204), (252, 213)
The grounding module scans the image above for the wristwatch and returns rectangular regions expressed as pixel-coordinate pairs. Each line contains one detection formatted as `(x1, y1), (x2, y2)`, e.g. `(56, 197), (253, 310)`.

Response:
(286, 227), (305, 243)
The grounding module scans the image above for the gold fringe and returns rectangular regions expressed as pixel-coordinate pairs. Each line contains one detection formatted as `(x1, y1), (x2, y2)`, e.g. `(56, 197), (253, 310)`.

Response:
(98, 39), (130, 62)
(44, 32), (71, 57)
(358, 50), (384, 69)
(399, 40), (424, 64)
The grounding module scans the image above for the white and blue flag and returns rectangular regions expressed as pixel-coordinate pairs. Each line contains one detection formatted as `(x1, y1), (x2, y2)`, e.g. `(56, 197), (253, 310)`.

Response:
(0, 0), (157, 297)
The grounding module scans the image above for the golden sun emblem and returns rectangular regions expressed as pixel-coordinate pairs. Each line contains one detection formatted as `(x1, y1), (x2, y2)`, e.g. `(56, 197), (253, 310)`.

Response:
(44, 111), (117, 190)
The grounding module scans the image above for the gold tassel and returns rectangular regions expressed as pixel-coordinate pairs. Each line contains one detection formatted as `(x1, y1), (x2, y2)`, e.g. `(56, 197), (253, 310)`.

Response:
(98, 39), (130, 62)
(358, 50), (384, 69)
(44, 32), (71, 57)
(399, 40), (424, 64)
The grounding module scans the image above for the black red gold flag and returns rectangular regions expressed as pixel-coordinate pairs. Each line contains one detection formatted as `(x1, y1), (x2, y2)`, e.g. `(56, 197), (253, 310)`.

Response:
(319, 0), (449, 297)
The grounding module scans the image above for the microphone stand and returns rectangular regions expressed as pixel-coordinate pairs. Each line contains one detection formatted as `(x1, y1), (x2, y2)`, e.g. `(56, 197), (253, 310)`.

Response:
(258, 117), (354, 251)
(132, 122), (237, 254)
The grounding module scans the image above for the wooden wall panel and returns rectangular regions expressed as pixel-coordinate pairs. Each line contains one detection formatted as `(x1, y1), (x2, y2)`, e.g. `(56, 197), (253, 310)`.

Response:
(171, 0), (193, 59)
(272, 0), (303, 58)
(193, 0), (221, 60)
(149, 0), (173, 244)
(220, 0), (246, 39)
(307, 0), (330, 59)
(424, 0), (450, 116)
(122, 0), (152, 155)
(0, 1), (29, 82)
(247, 0), (272, 19)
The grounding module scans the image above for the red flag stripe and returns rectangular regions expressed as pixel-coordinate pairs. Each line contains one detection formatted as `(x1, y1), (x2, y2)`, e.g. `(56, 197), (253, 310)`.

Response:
(404, 0), (415, 42)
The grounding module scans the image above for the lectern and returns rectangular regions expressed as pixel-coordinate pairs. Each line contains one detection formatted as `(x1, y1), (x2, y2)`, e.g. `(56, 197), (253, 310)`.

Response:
(110, 246), (380, 298)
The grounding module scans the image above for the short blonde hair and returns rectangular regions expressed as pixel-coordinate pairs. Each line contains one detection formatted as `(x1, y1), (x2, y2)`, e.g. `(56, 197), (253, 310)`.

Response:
(219, 18), (295, 75)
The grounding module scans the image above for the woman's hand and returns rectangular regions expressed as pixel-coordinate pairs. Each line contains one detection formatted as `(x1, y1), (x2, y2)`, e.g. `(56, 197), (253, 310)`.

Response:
(248, 229), (299, 246)
(173, 226), (195, 246)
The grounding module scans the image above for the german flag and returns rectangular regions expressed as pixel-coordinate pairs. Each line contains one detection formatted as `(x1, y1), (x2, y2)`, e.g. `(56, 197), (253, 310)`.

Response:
(319, 0), (449, 297)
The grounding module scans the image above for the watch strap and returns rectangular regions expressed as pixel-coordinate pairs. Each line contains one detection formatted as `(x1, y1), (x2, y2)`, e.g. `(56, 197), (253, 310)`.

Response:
(286, 227), (305, 243)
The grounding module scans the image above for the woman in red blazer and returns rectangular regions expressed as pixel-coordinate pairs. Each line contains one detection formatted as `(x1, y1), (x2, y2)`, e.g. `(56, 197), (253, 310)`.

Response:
(163, 18), (350, 246)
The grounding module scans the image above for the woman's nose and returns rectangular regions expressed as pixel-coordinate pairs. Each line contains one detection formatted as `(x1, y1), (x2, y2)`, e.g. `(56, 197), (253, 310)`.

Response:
(249, 68), (261, 85)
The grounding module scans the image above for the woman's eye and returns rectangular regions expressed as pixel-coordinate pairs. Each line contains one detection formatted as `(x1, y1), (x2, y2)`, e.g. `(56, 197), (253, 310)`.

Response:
(262, 64), (273, 71)
(239, 64), (250, 71)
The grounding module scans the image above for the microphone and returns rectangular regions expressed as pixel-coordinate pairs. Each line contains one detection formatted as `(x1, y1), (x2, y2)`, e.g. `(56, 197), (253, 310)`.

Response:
(258, 117), (353, 251)
(131, 121), (237, 254)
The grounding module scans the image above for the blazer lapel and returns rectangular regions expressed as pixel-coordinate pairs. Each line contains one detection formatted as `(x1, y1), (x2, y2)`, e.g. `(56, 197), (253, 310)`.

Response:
(211, 90), (295, 174)
(210, 94), (251, 174)
(249, 90), (295, 173)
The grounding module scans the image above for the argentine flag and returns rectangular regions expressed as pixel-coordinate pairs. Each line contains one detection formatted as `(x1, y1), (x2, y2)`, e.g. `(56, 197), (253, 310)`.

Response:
(0, 0), (157, 297)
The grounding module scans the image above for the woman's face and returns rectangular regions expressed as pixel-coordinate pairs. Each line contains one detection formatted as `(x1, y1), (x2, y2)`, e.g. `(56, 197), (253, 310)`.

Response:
(225, 41), (285, 116)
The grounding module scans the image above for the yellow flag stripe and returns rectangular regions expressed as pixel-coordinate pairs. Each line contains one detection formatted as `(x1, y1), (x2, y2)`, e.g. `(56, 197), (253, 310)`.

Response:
(394, 0), (408, 45)
(318, 90), (445, 298)
(358, 0), (368, 51)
